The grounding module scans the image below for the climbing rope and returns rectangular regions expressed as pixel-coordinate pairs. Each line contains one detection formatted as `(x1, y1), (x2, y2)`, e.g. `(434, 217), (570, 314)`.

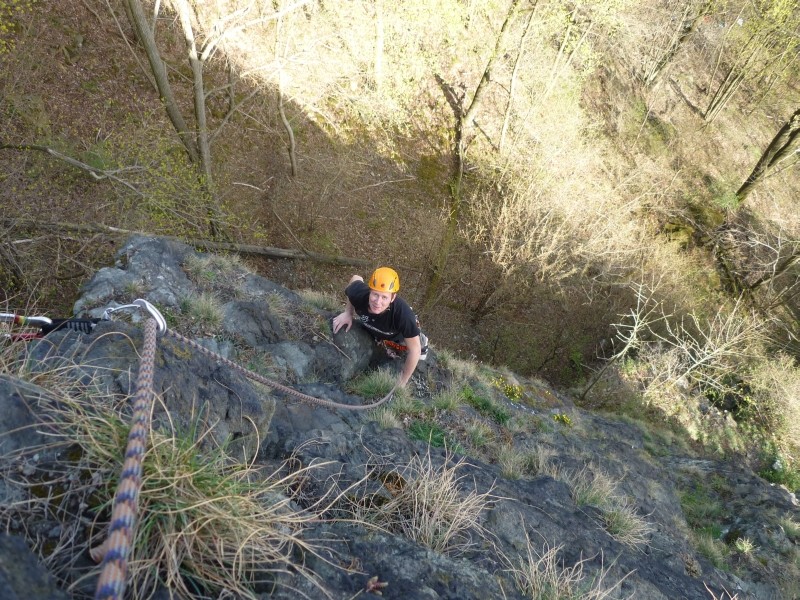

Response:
(73, 299), (399, 600)
(93, 318), (157, 600)
(7, 299), (401, 599)
(165, 327), (399, 411)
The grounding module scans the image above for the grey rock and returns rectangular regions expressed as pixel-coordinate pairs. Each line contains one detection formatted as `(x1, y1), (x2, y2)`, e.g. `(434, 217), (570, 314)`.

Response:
(0, 534), (70, 600)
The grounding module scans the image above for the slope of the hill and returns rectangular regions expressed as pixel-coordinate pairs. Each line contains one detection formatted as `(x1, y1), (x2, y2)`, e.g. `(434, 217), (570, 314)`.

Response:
(1, 236), (797, 599)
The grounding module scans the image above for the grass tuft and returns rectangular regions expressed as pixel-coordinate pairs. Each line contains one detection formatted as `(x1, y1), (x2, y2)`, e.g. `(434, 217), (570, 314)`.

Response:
(0, 368), (331, 599)
(432, 388), (462, 411)
(349, 448), (494, 554)
(563, 465), (651, 548)
(506, 534), (629, 600)
(347, 367), (397, 399)
(466, 418), (493, 449)
(180, 292), (224, 330)
(370, 406), (402, 430)
(298, 288), (342, 312)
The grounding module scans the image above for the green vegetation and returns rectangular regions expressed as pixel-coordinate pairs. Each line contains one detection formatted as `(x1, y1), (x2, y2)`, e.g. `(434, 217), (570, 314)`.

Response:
(432, 388), (462, 411)
(180, 292), (224, 331)
(491, 375), (523, 401)
(679, 484), (726, 534)
(461, 385), (510, 426)
(466, 418), (494, 449)
(347, 368), (397, 399)
(552, 413), (573, 428)
(3, 0), (800, 595)
(0, 0), (35, 54)
(408, 420), (448, 447)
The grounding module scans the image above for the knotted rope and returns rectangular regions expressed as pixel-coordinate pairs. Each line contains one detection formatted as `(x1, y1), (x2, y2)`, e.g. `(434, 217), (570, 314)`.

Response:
(93, 305), (399, 599)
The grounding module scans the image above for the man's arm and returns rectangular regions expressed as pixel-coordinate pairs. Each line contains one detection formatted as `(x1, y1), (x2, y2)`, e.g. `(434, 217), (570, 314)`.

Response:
(332, 275), (363, 333)
(398, 334), (422, 387)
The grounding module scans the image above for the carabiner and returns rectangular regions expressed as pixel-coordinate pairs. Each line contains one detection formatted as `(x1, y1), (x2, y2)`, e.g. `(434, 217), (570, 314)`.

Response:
(103, 299), (167, 334)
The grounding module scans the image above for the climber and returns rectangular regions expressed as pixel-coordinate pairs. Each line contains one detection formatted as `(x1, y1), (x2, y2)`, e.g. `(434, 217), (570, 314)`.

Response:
(332, 267), (429, 388)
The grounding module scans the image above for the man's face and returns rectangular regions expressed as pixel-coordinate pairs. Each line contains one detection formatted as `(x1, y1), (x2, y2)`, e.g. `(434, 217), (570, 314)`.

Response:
(368, 290), (394, 314)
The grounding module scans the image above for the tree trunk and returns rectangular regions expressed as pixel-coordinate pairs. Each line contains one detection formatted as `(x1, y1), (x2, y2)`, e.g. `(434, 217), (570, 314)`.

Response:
(175, 0), (213, 185)
(423, 0), (522, 309)
(736, 107), (800, 201)
(125, 0), (199, 163)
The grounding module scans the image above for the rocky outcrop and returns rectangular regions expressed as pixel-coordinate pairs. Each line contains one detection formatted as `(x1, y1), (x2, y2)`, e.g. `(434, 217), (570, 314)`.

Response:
(0, 534), (71, 600)
(0, 236), (797, 600)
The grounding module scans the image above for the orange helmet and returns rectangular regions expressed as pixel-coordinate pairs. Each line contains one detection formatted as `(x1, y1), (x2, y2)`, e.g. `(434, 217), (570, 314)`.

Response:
(368, 267), (400, 293)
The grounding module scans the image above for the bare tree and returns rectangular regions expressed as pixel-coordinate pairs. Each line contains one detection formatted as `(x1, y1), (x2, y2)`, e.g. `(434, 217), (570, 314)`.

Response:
(423, 0), (524, 308)
(704, 0), (800, 121)
(736, 107), (800, 201)
(639, 0), (716, 87)
(120, 0), (312, 235)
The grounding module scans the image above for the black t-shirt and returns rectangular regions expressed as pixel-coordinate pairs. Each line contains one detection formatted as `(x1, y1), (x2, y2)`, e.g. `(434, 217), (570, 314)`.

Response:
(345, 280), (420, 343)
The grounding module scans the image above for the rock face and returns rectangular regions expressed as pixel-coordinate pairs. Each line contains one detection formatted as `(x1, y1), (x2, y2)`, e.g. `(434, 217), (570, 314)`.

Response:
(0, 236), (797, 600)
(0, 534), (71, 600)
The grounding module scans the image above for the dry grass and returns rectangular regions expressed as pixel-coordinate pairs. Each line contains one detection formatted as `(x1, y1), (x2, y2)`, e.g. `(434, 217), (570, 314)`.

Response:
(562, 465), (651, 549)
(498, 443), (530, 480)
(506, 533), (630, 600)
(465, 418), (493, 449)
(527, 444), (557, 478)
(298, 288), (342, 312)
(180, 292), (224, 331)
(435, 348), (483, 385)
(183, 252), (245, 283)
(0, 355), (333, 600)
(265, 291), (332, 342)
(601, 495), (654, 550)
(348, 448), (495, 555)
(370, 406), (402, 430)
(704, 584), (739, 600)
(564, 465), (619, 508)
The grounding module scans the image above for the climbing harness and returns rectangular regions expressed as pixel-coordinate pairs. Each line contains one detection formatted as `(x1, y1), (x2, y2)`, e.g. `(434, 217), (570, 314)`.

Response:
(3, 299), (399, 600)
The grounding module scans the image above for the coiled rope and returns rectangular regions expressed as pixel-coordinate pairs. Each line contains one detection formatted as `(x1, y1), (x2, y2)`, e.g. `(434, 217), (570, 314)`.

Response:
(93, 302), (398, 600)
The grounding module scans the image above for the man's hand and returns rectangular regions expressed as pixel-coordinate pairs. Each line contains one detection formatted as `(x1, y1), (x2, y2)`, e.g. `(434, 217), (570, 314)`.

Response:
(332, 311), (353, 334)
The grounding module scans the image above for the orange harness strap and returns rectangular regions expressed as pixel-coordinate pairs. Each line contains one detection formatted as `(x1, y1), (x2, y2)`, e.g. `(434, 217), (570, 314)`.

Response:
(381, 339), (408, 352)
